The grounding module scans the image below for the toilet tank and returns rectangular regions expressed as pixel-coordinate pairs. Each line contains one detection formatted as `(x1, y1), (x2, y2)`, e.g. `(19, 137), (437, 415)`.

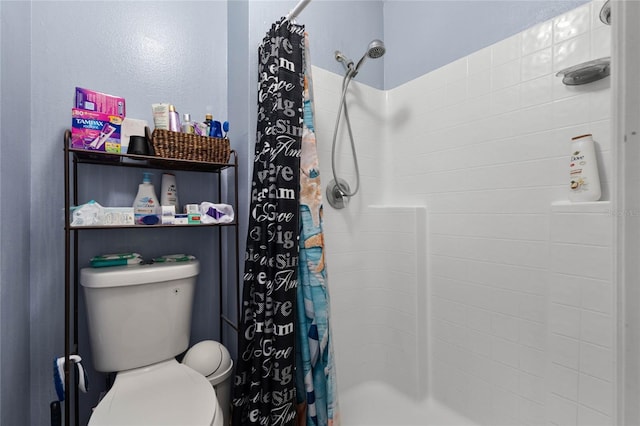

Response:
(80, 260), (200, 372)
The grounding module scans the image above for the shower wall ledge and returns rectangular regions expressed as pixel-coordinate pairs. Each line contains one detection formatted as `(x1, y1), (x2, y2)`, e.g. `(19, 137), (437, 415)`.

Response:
(551, 200), (612, 213)
(368, 204), (427, 209)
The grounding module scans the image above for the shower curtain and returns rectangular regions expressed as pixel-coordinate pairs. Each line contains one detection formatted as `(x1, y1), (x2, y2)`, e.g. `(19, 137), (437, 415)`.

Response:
(295, 35), (339, 426)
(232, 18), (306, 426)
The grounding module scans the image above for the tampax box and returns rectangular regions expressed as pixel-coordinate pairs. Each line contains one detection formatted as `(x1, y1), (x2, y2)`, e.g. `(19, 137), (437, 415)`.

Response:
(75, 87), (126, 118)
(71, 108), (123, 153)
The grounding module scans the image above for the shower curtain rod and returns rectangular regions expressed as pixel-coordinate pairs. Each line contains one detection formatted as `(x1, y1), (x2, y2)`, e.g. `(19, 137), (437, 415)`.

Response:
(286, 0), (311, 21)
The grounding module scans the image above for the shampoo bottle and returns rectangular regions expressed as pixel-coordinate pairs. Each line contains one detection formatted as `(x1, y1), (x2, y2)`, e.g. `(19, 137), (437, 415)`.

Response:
(569, 134), (601, 202)
(133, 172), (160, 225)
(161, 173), (179, 211)
(168, 105), (181, 132)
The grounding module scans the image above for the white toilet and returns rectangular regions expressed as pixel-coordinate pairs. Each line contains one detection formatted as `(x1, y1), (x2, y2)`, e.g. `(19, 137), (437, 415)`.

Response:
(80, 260), (223, 426)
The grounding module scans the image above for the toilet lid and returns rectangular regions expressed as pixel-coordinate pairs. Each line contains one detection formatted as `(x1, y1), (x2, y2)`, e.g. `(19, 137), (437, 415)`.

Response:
(89, 360), (217, 425)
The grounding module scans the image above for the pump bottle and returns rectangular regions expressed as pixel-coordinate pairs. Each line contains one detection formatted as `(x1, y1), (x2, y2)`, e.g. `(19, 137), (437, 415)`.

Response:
(133, 172), (160, 224)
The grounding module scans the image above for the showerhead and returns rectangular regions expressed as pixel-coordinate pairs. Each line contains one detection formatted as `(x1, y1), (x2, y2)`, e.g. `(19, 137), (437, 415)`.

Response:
(354, 39), (386, 75)
(335, 40), (386, 76)
(366, 39), (386, 59)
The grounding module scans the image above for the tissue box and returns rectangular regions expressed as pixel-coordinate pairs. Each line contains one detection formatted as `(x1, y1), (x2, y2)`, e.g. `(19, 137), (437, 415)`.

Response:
(71, 108), (122, 153)
(120, 118), (148, 154)
(75, 87), (126, 118)
(71, 202), (133, 226)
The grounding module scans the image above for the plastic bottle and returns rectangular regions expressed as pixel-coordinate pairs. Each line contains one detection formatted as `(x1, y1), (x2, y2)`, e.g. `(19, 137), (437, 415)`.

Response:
(168, 105), (181, 132)
(569, 134), (601, 202)
(161, 173), (179, 211)
(203, 114), (213, 136)
(209, 120), (223, 138)
(133, 172), (160, 224)
(181, 113), (194, 134)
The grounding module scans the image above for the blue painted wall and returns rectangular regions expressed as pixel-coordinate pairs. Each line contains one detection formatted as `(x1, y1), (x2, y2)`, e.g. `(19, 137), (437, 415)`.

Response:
(28, 2), (228, 424)
(383, 0), (587, 88)
(0, 1), (31, 424)
(0, 0), (590, 423)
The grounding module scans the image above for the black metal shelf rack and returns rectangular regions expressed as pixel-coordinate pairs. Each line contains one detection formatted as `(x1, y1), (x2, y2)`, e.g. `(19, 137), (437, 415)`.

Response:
(62, 130), (240, 426)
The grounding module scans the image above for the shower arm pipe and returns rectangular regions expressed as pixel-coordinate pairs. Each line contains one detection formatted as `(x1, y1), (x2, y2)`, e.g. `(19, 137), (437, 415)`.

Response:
(286, 0), (311, 21)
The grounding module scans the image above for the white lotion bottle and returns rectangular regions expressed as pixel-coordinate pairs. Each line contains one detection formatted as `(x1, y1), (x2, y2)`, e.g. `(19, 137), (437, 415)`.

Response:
(161, 173), (179, 212)
(181, 113), (194, 134)
(133, 172), (160, 224)
(569, 134), (601, 202)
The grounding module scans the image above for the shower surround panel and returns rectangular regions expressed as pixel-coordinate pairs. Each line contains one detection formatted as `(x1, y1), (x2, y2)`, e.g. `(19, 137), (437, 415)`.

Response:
(310, 69), (426, 396)
(312, 1), (613, 425)
(387, 1), (614, 424)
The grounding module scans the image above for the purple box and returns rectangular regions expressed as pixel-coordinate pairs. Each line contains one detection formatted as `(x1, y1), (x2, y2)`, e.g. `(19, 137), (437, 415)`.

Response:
(75, 87), (126, 118)
(71, 108), (122, 153)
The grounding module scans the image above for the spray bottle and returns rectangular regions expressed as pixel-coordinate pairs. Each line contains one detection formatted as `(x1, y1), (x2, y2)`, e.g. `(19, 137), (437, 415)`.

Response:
(133, 172), (160, 225)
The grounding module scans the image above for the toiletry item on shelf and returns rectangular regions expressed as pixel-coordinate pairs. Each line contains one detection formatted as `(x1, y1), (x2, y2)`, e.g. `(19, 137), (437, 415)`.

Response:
(160, 173), (179, 211)
(161, 205), (175, 224)
(151, 103), (170, 130)
(188, 213), (201, 224)
(222, 121), (229, 138)
(209, 120), (223, 138)
(87, 122), (117, 150)
(127, 135), (151, 156)
(71, 201), (134, 226)
(120, 118), (148, 154)
(71, 109), (122, 153)
(181, 113), (194, 134)
(569, 134), (601, 202)
(133, 172), (160, 225)
(71, 200), (102, 226)
(75, 87), (126, 118)
(184, 204), (199, 214)
(199, 202), (234, 224)
(174, 214), (189, 224)
(194, 121), (207, 136)
(168, 105), (181, 132)
(90, 253), (143, 268)
(204, 114), (213, 136)
(152, 254), (196, 263)
(100, 207), (135, 226)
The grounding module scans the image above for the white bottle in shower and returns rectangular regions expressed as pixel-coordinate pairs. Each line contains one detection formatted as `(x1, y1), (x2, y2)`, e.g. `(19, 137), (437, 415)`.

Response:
(569, 134), (601, 202)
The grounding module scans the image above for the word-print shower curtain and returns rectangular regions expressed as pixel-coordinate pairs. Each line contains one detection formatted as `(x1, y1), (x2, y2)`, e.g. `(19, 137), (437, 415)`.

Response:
(232, 19), (305, 426)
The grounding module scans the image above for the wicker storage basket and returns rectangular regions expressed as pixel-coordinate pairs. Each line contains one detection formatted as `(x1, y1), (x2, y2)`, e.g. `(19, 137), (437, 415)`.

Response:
(151, 129), (230, 163)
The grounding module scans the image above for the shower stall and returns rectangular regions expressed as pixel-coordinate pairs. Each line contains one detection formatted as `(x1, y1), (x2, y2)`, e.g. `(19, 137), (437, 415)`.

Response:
(308, 0), (639, 424)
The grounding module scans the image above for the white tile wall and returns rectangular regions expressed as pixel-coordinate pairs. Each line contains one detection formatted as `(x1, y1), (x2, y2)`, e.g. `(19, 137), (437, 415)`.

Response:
(320, 202), (427, 398)
(310, 1), (614, 425)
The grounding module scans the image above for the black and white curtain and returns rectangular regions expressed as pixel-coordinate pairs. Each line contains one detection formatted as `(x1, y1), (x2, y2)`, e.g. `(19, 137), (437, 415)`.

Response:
(232, 19), (306, 426)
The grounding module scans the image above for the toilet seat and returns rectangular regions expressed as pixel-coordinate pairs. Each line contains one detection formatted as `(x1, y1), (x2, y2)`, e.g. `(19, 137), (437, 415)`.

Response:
(89, 359), (218, 425)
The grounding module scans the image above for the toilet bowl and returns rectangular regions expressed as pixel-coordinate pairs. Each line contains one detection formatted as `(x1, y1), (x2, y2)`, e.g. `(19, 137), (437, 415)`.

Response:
(89, 359), (222, 426)
(81, 260), (223, 426)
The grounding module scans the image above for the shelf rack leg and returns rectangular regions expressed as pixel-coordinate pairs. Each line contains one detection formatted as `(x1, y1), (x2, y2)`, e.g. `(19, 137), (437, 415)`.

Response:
(63, 133), (71, 426)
